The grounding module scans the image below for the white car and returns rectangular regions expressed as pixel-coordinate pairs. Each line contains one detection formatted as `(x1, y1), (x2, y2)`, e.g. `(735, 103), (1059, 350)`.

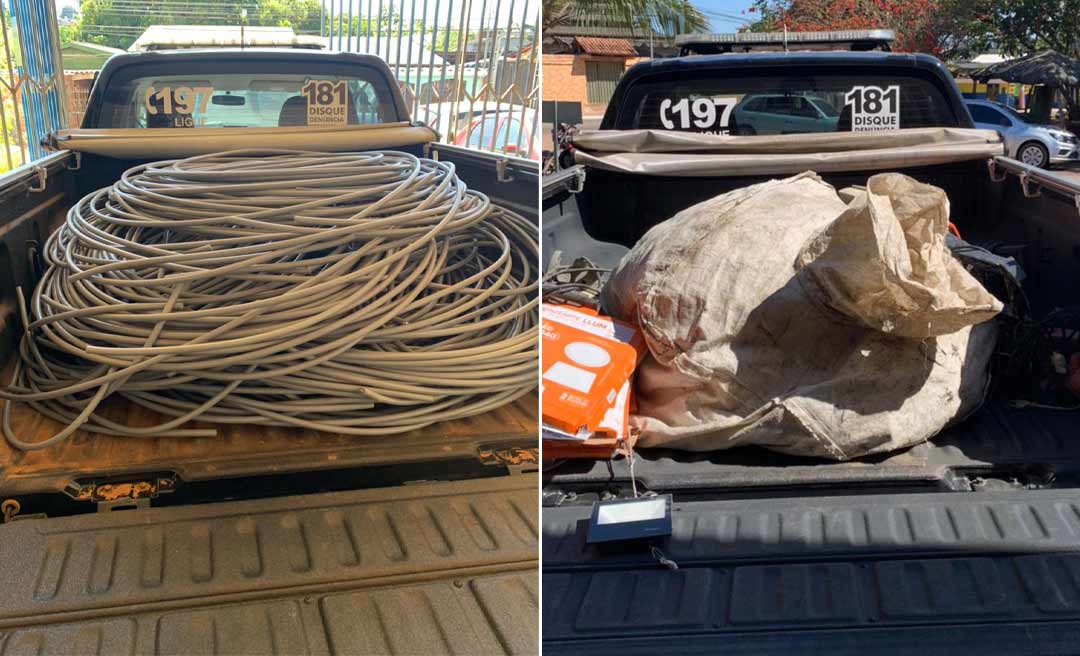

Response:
(966, 99), (1079, 168)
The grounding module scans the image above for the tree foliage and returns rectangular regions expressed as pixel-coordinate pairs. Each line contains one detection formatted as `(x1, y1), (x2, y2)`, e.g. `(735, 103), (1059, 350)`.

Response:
(940, 0), (1080, 59)
(74, 0), (322, 49)
(751, 0), (1080, 59)
(750, 0), (953, 54)
(543, 0), (709, 38)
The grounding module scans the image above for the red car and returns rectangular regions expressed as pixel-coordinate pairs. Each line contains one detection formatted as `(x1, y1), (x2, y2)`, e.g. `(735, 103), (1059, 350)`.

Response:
(453, 110), (539, 160)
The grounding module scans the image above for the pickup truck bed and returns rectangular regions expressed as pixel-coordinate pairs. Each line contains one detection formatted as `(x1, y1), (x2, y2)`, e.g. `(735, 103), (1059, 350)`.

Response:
(543, 487), (1080, 655)
(0, 148), (539, 501)
(545, 400), (1080, 495)
(1, 474), (538, 654)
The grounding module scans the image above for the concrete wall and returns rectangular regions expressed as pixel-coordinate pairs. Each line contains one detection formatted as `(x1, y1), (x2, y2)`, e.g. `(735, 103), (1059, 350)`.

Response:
(542, 53), (643, 118)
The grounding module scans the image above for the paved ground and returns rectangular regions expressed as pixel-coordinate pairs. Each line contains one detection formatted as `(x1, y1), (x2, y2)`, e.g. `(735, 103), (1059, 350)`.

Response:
(1053, 161), (1080, 181)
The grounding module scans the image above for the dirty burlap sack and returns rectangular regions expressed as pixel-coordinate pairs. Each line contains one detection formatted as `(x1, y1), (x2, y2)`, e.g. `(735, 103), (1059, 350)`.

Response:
(602, 172), (1003, 460)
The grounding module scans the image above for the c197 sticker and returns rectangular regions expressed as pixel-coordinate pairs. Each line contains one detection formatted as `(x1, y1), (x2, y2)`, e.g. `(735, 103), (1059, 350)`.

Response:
(844, 85), (900, 132)
(659, 96), (737, 134)
(144, 86), (212, 127)
(302, 80), (349, 126)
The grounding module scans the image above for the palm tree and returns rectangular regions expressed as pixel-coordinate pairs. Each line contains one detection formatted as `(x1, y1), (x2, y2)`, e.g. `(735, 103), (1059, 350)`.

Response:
(542, 0), (709, 38)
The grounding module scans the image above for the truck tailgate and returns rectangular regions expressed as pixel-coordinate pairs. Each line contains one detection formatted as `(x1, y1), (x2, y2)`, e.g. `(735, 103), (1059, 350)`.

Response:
(0, 474), (538, 654)
(0, 378), (537, 496)
(543, 489), (1080, 655)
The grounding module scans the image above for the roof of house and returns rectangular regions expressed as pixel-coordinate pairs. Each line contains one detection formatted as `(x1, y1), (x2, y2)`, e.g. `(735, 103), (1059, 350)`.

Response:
(974, 50), (1080, 86)
(62, 41), (125, 55)
(574, 36), (636, 57)
(61, 41), (125, 71)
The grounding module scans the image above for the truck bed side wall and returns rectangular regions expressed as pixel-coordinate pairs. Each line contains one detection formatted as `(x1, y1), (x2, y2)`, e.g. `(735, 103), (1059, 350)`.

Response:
(555, 162), (1080, 309)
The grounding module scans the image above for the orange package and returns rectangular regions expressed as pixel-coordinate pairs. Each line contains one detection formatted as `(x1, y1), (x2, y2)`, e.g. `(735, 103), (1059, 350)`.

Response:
(541, 303), (646, 438)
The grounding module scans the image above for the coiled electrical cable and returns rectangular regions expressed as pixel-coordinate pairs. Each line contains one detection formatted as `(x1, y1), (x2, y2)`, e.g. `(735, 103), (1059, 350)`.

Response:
(1, 149), (538, 450)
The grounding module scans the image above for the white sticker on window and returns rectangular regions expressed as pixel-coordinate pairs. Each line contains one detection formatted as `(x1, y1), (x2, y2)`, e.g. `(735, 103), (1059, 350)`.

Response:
(144, 85), (212, 127)
(302, 79), (349, 126)
(844, 85), (901, 132)
(659, 96), (737, 134)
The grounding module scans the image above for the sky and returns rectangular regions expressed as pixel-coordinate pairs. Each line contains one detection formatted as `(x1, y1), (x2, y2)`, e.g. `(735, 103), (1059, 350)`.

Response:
(51, 0), (541, 31)
(693, 0), (759, 32)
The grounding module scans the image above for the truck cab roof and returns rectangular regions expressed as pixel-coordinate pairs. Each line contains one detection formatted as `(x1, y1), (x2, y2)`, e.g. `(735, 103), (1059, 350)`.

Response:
(95, 47), (397, 75)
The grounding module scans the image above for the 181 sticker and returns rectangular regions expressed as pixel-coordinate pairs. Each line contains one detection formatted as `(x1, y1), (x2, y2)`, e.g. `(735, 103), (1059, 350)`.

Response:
(302, 80), (349, 126)
(844, 85), (900, 132)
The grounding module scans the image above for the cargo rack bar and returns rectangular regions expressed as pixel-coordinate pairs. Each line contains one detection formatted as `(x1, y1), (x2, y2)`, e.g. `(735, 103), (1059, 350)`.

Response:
(676, 29), (895, 55)
(989, 155), (1080, 210)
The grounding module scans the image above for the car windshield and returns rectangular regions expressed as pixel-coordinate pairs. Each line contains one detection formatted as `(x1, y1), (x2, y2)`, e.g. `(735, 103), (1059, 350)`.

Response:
(92, 58), (400, 128)
(812, 97), (841, 117)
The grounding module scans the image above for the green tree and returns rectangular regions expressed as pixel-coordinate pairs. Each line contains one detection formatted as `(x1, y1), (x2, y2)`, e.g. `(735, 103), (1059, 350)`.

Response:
(938, 0), (1080, 120)
(75, 0), (321, 49)
(542, 0), (708, 38)
(750, 0), (958, 55)
(938, 0), (1080, 59)
(255, 0), (323, 32)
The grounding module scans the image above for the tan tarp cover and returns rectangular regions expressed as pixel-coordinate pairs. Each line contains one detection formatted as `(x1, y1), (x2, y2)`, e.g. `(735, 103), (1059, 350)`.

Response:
(48, 123), (437, 158)
(573, 128), (1005, 176)
(602, 172), (1002, 460)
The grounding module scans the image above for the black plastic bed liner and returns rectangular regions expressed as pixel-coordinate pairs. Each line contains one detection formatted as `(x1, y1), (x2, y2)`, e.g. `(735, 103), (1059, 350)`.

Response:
(0, 474), (538, 655)
(542, 488), (1080, 655)
(544, 402), (1080, 495)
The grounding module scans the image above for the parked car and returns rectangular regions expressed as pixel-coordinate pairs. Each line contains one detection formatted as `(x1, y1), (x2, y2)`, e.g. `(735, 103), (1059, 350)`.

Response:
(966, 98), (1078, 168)
(731, 93), (840, 134)
(453, 107), (539, 159)
(414, 100), (513, 140)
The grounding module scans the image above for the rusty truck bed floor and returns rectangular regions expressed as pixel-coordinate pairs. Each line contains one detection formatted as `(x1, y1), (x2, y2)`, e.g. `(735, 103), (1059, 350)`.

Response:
(0, 355), (537, 495)
(0, 474), (539, 654)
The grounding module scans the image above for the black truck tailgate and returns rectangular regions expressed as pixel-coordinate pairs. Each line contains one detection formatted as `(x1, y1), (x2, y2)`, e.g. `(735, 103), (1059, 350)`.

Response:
(543, 489), (1080, 655)
(0, 474), (538, 654)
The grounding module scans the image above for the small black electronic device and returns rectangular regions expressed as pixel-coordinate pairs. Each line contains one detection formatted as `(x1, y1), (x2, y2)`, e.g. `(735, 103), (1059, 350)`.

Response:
(586, 494), (673, 544)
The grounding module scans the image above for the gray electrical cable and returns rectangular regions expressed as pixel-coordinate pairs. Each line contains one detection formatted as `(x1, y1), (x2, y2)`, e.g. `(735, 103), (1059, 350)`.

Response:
(1, 149), (538, 450)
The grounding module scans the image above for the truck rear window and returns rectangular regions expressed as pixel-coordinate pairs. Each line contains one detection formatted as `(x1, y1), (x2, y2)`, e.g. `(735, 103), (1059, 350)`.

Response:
(93, 60), (401, 129)
(621, 70), (959, 135)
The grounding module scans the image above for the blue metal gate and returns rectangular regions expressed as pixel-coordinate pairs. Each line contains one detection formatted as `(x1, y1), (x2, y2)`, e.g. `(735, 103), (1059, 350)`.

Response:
(1, 0), (67, 170)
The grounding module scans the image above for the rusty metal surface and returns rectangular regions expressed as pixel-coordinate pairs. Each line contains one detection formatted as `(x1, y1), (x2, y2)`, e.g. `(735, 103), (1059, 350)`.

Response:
(478, 445), (540, 469)
(0, 474), (538, 652)
(0, 359), (537, 495)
